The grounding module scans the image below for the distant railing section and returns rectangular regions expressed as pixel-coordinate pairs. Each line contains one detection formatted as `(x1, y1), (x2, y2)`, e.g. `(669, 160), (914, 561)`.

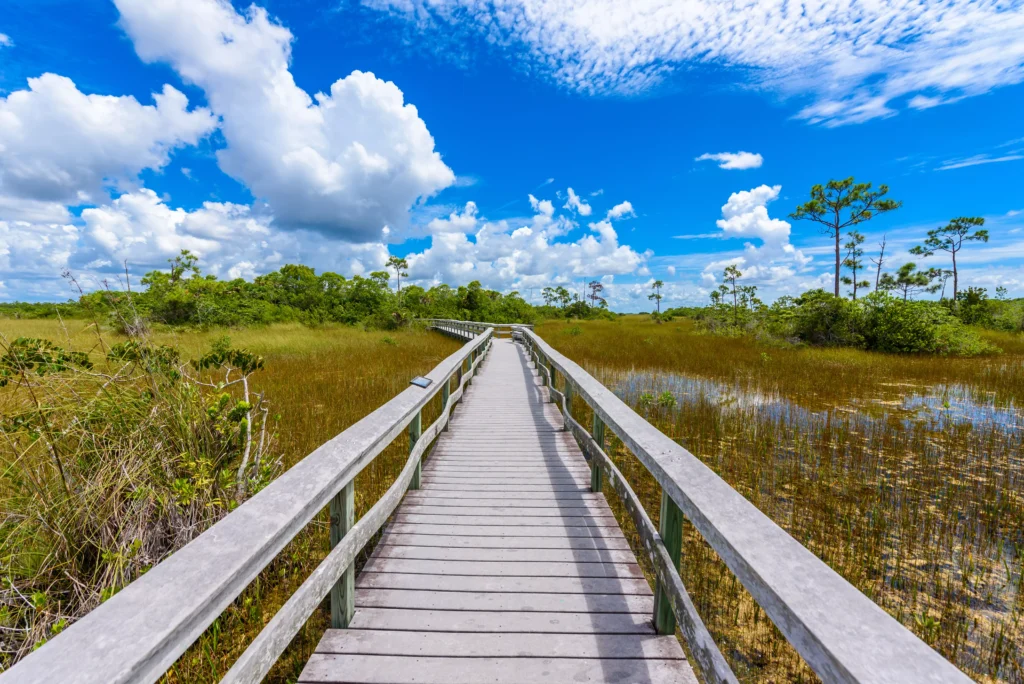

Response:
(2, 330), (494, 684)
(422, 318), (533, 340)
(520, 329), (970, 684)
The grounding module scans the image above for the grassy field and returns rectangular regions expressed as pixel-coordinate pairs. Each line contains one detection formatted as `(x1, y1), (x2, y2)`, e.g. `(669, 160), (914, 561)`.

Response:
(537, 316), (1024, 682)
(0, 319), (461, 680)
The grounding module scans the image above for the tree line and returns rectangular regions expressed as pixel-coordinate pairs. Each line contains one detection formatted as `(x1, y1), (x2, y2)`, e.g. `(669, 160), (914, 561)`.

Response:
(0, 251), (610, 329)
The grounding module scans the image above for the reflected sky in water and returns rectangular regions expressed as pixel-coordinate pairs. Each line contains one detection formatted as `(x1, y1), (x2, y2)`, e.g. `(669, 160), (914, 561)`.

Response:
(602, 368), (1022, 431)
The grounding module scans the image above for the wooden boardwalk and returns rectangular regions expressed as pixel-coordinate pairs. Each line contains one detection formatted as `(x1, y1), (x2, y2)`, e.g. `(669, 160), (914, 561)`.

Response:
(300, 339), (697, 683)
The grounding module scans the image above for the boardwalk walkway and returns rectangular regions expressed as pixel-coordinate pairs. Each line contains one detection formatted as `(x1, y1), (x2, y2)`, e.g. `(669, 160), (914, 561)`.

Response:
(299, 339), (697, 683)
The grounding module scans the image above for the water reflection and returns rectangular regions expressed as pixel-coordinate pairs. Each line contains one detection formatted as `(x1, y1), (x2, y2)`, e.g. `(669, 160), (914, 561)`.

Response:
(603, 368), (1022, 430)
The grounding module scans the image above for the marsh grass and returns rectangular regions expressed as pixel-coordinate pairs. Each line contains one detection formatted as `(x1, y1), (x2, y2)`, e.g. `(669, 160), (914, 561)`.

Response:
(541, 317), (1024, 682)
(0, 319), (461, 681)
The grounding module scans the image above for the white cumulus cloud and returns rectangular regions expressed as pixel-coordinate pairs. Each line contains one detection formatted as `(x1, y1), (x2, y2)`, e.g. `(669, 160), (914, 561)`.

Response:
(563, 187), (592, 216)
(366, 0), (1024, 125)
(405, 197), (645, 292)
(696, 151), (763, 170)
(114, 0), (455, 241)
(0, 73), (215, 205)
(426, 201), (480, 234)
(702, 184), (811, 286)
(607, 200), (635, 220)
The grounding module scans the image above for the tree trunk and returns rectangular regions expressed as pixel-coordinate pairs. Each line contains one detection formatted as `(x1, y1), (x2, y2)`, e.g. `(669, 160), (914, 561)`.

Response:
(834, 230), (841, 297)
(951, 250), (958, 302)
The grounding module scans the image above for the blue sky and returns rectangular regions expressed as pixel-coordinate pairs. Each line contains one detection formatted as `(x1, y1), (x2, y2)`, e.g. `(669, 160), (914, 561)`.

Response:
(1, 0), (1022, 310)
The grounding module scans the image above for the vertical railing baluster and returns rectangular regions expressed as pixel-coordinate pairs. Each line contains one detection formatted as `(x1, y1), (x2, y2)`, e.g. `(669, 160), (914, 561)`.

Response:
(564, 378), (574, 430)
(408, 409), (423, 490)
(591, 413), (604, 492)
(329, 481), (355, 628)
(441, 375), (451, 431)
(548, 359), (556, 402)
(655, 491), (683, 634)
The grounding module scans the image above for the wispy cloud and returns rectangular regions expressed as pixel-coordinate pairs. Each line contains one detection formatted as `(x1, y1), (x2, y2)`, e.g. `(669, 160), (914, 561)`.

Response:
(366, 0), (1024, 125)
(695, 151), (763, 170)
(936, 154), (1024, 171)
(0, 33), (12, 48)
(672, 232), (728, 240)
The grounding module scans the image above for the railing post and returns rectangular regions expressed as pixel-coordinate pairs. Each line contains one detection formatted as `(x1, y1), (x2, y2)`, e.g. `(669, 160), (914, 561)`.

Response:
(548, 360), (556, 401)
(591, 413), (604, 492)
(655, 491), (683, 635)
(329, 481), (355, 628)
(441, 376), (451, 431)
(564, 378), (573, 427)
(408, 409), (423, 490)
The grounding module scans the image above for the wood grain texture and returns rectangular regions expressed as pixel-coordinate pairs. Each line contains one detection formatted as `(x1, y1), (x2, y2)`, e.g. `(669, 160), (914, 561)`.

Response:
(299, 338), (694, 684)
(300, 654), (695, 684)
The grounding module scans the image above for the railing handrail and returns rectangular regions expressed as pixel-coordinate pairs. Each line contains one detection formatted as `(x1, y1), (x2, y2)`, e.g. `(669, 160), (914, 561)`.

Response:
(421, 318), (534, 329)
(522, 329), (969, 684)
(2, 330), (493, 684)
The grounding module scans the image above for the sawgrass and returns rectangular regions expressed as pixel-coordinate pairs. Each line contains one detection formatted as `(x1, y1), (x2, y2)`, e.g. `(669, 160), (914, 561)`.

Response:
(0, 319), (462, 681)
(539, 316), (1024, 683)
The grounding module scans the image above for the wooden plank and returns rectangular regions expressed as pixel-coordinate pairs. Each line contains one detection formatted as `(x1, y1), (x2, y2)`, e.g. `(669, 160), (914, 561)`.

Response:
(391, 513), (620, 527)
(422, 474), (588, 482)
(372, 545), (637, 564)
(378, 533), (632, 551)
(300, 654), (694, 684)
(402, 490), (598, 501)
(355, 589), (655, 613)
(356, 572), (653, 595)
(400, 496), (603, 507)
(315, 630), (681, 658)
(422, 484), (588, 492)
(347, 607), (656, 633)
(361, 558), (644, 578)
(383, 523), (626, 538)
(425, 464), (591, 471)
(396, 506), (614, 519)
(398, 504), (613, 517)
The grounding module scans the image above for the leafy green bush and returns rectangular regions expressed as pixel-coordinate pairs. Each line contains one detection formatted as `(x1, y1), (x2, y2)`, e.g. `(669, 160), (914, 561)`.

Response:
(0, 333), (280, 662)
(789, 289), (864, 347)
(861, 292), (996, 356)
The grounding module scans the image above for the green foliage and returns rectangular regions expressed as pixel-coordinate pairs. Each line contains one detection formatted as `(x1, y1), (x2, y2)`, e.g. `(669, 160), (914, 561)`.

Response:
(789, 289), (864, 347)
(878, 262), (939, 301)
(0, 331), (280, 664)
(695, 285), (996, 357)
(790, 177), (902, 296)
(0, 337), (93, 387)
(910, 216), (988, 300)
(648, 280), (664, 313)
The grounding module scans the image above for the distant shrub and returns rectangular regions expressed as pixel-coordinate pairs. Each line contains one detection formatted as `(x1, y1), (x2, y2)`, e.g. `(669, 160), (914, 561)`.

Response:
(861, 292), (996, 356)
(789, 289), (864, 347)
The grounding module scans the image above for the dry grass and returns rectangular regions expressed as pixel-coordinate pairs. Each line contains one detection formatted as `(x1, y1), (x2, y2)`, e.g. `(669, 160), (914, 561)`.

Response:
(540, 316), (1024, 682)
(0, 319), (461, 681)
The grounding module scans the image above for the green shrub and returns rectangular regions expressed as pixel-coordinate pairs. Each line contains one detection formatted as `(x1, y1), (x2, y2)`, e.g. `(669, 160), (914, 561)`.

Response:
(861, 292), (996, 356)
(0, 334), (280, 663)
(789, 289), (864, 347)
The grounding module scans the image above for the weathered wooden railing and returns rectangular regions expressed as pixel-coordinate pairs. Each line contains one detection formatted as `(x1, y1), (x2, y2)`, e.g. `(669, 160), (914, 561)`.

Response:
(423, 317), (533, 340)
(1, 329), (493, 684)
(522, 330), (970, 684)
